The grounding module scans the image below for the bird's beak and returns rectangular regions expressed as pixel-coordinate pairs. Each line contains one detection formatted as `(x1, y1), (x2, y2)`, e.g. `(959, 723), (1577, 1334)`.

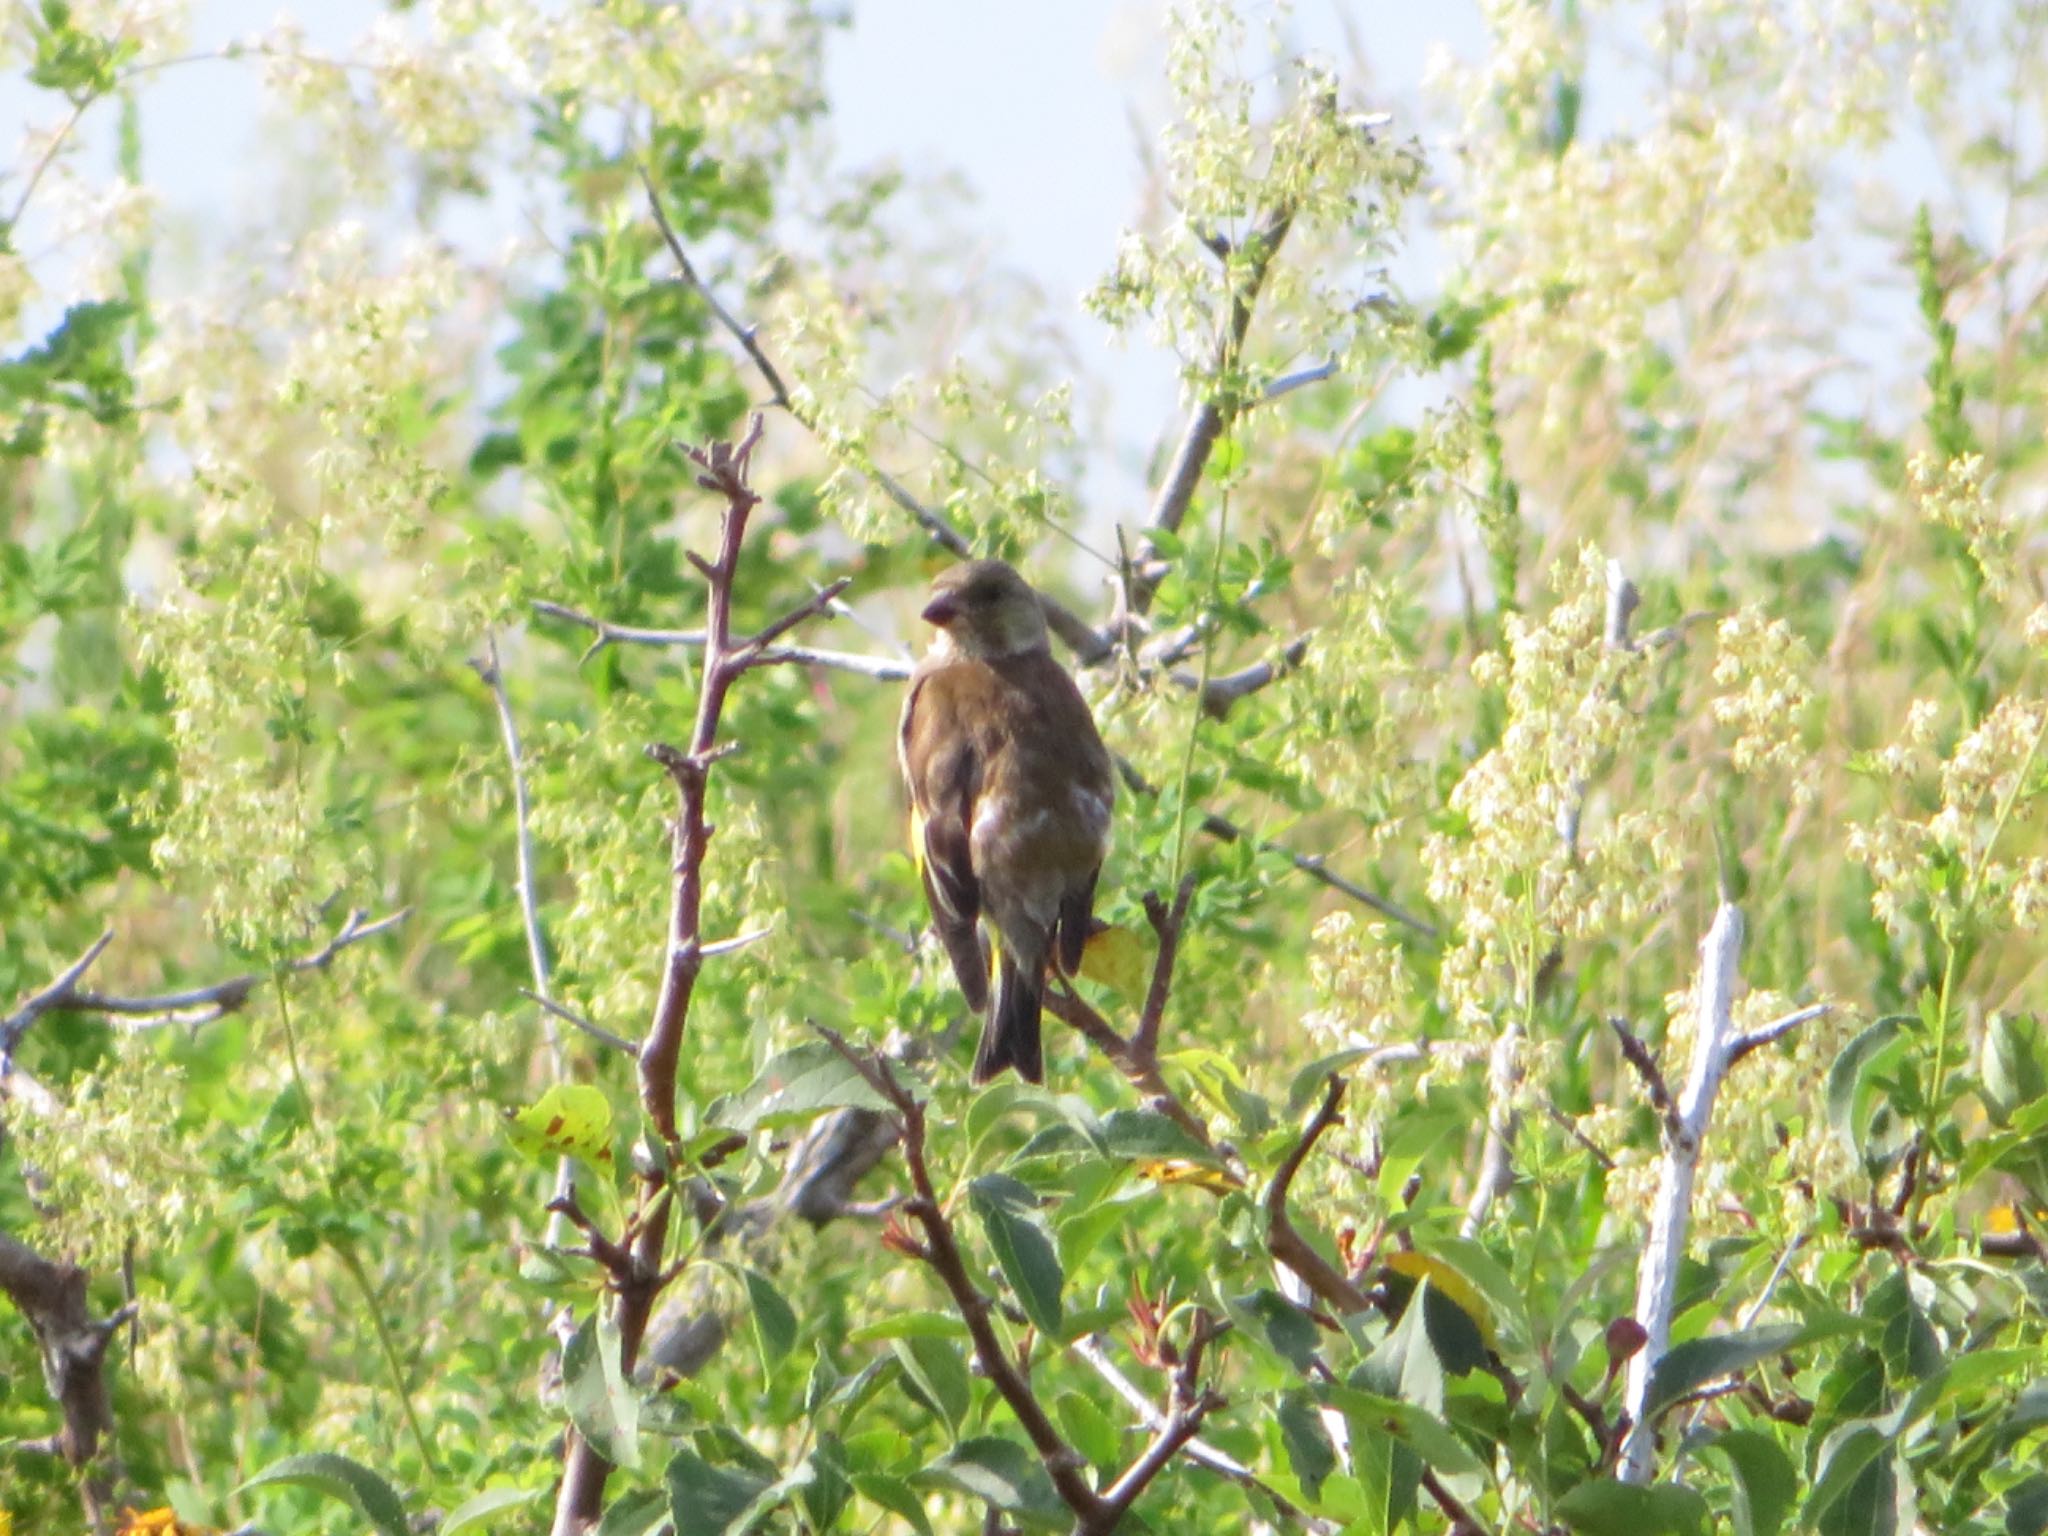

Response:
(921, 592), (961, 626)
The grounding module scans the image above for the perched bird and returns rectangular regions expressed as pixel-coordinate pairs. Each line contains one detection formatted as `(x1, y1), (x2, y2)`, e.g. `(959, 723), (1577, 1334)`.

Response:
(898, 559), (1114, 1083)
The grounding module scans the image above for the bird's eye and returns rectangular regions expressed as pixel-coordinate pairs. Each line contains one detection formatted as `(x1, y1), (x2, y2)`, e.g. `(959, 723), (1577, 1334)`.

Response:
(968, 581), (1001, 605)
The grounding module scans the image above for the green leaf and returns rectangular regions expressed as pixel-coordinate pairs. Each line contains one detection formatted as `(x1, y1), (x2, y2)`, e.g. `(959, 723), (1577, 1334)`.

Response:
(893, 1334), (971, 1437)
(2006, 1474), (2048, 1536)
(1277, 1390), (1337, 1499)
(1366, 1279), (1447, 1414)
(1055, 1390), (1121, 1470)
(1868, 1273), (1942, 1384)
(666, 1445), (771, 1536)
(1643, 1324), (1806, 1421)
(238, 1452), (410, 1536)
(740, 1266), (798, 1372)
(801, 1433), (852, 1533)
(563, 1314), (641, 1470)
(593, 1487), (670, 1536)
(915, 1435), (1058, 1519)
(1982, 1014), (2048, 1127)
(969, 1175), (1064, 1336)
(854, 1471), (934, 1536)
(503, 1084), (617, 1171)
(1228, 1288), (1321, 1373)
(1826, 1017), (1910, 1162)
(721, 1041), (894, 1133)
(1328, 1380), (1485, 1479)
(1555, 1478), (1709, 1536)
(848, 1311), (967, 1343)
(1709, 1428), (1798, 1536)
(440, 1486), (544, 1534)
(1806, 1422), (1897, 1536)
(1100, 1106), (1213, 1161)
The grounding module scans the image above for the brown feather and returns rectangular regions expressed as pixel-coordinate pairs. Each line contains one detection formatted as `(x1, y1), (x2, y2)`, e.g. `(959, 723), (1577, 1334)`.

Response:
(899, 584), (1113, 1083)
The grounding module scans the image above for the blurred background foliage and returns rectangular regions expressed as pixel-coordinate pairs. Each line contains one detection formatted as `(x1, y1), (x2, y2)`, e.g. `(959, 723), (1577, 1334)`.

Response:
(3, 0), (2047, 1532)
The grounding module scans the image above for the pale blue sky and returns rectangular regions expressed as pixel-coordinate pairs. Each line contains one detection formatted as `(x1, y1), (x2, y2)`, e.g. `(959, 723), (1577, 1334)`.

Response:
(3, 2), (1483, 518)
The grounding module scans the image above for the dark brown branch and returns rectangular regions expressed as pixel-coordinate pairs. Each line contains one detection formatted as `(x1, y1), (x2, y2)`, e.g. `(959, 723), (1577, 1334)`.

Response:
(0, 1231), (127, 1528)
(1177, 635), (1310, 719)
(552, 415), (841, 1536)
(1042, 986), (1215, 1155)
(1093, 1310), (1227, 1530)
(1419, 1466), (1491, 1536)
(1265, 1076), (1373, 1317)
(1607, 1016), (1672, 1121)
(813, 1028), (1108, 1527)
(1131, 875), (1198, 1061)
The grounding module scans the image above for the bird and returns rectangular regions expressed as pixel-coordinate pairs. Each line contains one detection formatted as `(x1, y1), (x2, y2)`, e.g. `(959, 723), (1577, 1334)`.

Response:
(898, 559), (1114, 1083)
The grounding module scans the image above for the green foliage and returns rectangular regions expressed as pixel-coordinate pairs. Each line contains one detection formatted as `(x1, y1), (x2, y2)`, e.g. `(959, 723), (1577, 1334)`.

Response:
(5, 3), (2048, 1535)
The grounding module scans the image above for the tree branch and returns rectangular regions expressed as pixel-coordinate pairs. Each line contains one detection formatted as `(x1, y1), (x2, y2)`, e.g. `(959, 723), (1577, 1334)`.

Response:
(1125, 202), (1297, 623)
(1618, 902), (1813, 1484)
(1092, 1312), (1227, 1531)
(550, 416), (840, 1535)
(0, 1231), (129, 1529)
(1111, 753), (1434, 935)
(1, 910), (408, 1054)
(813, 1027), (1109, 1527)
(1265, 1076), (1374, 1317)
(1172, 635), (1311, 719)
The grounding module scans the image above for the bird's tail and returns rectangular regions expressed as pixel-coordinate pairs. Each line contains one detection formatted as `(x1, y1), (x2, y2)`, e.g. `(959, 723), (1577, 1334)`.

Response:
(973, 943), (1044, 1084)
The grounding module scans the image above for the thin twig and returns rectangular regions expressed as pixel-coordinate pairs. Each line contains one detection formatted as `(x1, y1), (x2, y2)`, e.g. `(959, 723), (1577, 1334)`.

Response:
(637, 170), (1108, 663)
(518, 991), (636, 1057)
(2, 912), (407, 1053)
(1265, 1076), (1373, 1316)
(1113, 753), (1434, 935)
(1728, 1003), (1831, 1066)
(475, 633), (561, 1062)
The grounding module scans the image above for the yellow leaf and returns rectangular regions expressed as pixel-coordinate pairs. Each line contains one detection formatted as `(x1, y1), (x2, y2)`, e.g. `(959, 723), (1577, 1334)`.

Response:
(1077, 923), (1148, 999)
(504, 1084), (616, 1168)
(1383, 1250), (1497, 1348)
(1133, 1157), (1244, 1195)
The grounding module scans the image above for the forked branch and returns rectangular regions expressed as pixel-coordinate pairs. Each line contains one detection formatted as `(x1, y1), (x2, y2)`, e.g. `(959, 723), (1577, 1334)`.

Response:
(816, 1026), (1220, 1534)
(549, 416), (848, 1536)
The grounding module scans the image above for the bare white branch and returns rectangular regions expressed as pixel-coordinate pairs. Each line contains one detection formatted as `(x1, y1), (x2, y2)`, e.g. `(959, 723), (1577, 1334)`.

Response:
(1618, 901), (1814, 1484)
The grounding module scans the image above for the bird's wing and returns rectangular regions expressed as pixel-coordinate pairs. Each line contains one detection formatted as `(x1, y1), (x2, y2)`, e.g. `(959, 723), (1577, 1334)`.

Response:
(900, 662), (990, 1010)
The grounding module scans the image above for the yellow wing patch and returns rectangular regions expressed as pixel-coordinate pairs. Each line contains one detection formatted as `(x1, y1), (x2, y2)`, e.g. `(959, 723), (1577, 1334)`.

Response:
(1133, 1157), (1244, 1195)
(1383, 1250), (1497, 1348)
(1077, 923), (1148, 999)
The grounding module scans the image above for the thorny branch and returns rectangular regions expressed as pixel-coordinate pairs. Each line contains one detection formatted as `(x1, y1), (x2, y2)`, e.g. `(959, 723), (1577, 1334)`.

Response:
(548, 416), (845, 1535)
(817, 1026), (1221, 1535)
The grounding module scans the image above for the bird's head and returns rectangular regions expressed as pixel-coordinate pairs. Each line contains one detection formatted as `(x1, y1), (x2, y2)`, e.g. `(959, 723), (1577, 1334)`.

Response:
(919, 559), (1050, 659)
